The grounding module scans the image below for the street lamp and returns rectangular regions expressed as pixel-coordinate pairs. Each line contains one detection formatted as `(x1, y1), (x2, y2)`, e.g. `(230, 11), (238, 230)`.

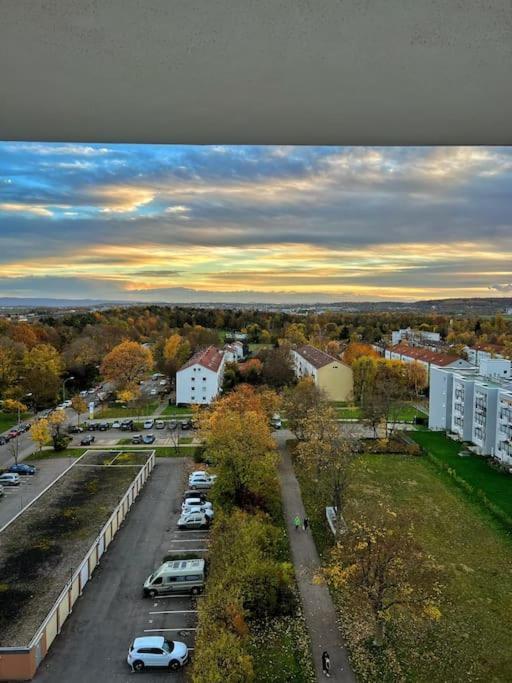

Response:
(62, 376), (75, 403)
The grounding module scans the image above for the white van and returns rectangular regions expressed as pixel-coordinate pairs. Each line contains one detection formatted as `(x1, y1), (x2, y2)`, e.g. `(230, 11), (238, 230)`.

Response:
(143, 559), (205, 597)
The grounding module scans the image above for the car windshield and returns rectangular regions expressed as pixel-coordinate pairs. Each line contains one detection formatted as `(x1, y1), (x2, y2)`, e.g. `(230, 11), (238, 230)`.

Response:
(163, 640), (174, 653)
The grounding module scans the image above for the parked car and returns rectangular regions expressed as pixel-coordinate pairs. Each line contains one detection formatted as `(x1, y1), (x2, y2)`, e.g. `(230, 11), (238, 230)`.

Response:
(180, 419), (192, 430)
(149, 388), (158, 396)
(155, 420), (165, 430)
(98, 421), (110, 431)
(143, 419), (154, 429)
(80, 435), (95, 446)
(62, 399), (72, 408)
(177, 511), (210, 530)
(182, 504), (214, 520)
(142, 433), (156, 444)
(0, 484), (3, 497)
(8, 463), (36, 475)
(167, 419), (177, 431)
(188, 471), (217, 490)
(19, 423), (31, 433)
(7, 429), (20, 440)
(182, 497), (212, 511)
(127, 636), (189, 672)
(68, 425), (84, 434)
(182, 489), (208, 503)
(120, 419), (134, 431)
(0, 436), (7, 446)
(79, 390), (88, 397)
(0, 472), (21, 486)
(270, 414), (282, 429)
(143, 559), (205, 597)
(112, 420), (122, 429)
(86, 422), (99, 431)
(159, 379), (167, 386)
(131, 434), (143, 444)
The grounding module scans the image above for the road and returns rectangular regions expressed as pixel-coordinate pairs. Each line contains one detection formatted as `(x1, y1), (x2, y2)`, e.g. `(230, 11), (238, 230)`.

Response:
(0, 457), (78, 530)
(34, 458), (201, 683)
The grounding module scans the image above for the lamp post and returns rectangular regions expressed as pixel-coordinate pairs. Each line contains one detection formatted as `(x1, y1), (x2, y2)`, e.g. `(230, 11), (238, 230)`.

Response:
(62, 376), (75, 403)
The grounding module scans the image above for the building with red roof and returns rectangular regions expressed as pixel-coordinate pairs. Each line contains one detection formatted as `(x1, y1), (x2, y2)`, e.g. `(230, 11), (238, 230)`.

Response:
(176, 346), (226, 405)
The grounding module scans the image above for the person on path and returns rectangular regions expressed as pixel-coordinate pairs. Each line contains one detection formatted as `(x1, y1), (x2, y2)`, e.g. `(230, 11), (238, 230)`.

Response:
(294, 515), (301, 531)
(303, 517), (309, 531)
(322, 650), (331, 677)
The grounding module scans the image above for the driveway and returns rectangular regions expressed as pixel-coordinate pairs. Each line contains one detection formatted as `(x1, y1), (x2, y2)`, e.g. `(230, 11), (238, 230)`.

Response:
(34, 458), (197, 683)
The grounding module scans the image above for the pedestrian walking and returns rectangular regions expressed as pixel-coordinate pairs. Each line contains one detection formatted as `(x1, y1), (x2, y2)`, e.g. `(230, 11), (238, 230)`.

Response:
(294, 515), (301, 531)
(303, 517), (309, 531)
(322, 650), (331, 677)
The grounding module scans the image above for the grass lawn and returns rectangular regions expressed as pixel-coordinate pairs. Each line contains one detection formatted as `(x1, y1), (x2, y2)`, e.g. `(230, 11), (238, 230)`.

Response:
(26, 448), (87, 461)
(249, 343), (273, 352)
(96, 402), (160, 418)
(333, 403), (427, 422)
(410, 430), (512, 521)
(179, 436), (194, 444)
(293, 447), (512, 682)
(0, 412), (31, 433)
(160, 405), (194, 416)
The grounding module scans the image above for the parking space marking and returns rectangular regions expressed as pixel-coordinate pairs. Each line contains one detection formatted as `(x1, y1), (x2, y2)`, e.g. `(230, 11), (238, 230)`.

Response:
(166, 548), (208, 553)
(173, 529), (210, 533)
(149, 610), (198, 615)
(169, 539), (209, 543)
(151, 595), (194, 601)
(144, 626), (197, 636)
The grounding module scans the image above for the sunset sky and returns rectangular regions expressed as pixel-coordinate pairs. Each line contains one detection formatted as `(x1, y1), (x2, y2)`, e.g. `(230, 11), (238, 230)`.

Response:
(0, 144), (511, 303)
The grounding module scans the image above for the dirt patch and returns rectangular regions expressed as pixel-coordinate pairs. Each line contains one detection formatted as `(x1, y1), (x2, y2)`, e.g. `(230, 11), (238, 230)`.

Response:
(0, 451), (149, 646)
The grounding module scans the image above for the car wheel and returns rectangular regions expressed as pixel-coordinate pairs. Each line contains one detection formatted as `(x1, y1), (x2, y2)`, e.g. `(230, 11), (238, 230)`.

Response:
(132, 660), (145, 672)
(148, 589), (157, 598)
(191, 586), (200, 595)
(168, 660), (181, 671)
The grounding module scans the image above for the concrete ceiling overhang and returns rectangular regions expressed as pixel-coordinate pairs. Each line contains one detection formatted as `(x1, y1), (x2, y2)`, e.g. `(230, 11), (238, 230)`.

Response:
(0, 0), (511, 145)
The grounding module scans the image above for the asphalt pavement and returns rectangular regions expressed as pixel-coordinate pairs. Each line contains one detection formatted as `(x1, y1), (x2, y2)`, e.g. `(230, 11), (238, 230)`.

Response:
(33, 458), (200, 683)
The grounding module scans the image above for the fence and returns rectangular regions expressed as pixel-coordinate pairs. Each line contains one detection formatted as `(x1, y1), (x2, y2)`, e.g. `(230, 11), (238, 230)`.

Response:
(0, 451), (155, 681)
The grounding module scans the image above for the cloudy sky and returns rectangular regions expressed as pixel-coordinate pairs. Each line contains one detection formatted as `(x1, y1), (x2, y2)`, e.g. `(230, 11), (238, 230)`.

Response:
(0, 143), (511, 303)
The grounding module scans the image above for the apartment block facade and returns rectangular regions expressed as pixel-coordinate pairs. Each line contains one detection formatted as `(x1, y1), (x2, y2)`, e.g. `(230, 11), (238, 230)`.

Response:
(176, 346), (225, 405)
(429, 365), (512, 466)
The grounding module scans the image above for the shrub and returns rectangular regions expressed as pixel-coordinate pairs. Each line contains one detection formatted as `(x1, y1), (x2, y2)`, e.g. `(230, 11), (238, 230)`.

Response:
(53, 433), (72, 451)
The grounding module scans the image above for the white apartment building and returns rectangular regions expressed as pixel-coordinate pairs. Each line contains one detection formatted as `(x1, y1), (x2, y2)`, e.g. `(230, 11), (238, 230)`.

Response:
(496, 389), (512, 465)
(429, 365), (512, 465)
(391, 327), (441, 346)
(464, 343), (505, 365)
(223, 341), (244, 363)
(386, 344), (471, 383)
(176, 346), (225, 405)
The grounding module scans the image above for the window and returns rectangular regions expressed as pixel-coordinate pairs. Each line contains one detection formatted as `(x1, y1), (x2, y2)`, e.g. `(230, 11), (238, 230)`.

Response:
(152, 576), (163, 584)
(203, 377), (206, 381)
(186, 574), (201, 581)
(191, 395), (195, 401)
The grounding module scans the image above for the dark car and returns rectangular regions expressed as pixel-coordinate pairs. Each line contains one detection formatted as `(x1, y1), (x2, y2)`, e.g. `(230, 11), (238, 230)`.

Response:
(68, 425), (84, 434)
(180, 419), (192, 430)
(0, 436), (7, 446)
(19, 423), (31, 433)
(98, 422), (110, 431)
(120, 419), (134, 431)
(8, 463), (36, 475)
(80, 434), (95, 446)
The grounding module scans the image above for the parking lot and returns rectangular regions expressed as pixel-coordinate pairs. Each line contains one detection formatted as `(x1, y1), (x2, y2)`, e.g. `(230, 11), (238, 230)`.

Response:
(34, 457), (204, 682)
(0, 456), (78, 529)
(69, 419), (199, 449)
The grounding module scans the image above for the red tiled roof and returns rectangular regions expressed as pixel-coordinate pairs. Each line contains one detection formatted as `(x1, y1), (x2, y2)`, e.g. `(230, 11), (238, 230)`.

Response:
(295, 344), (349, 369)
(390, 344), (463, 367)
(472, 343), (505, 354)
(180, 346), (224, 373)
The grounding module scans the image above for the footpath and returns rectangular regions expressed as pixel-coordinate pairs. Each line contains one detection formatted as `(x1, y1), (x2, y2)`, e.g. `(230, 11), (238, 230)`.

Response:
(276, 431), (356, 683)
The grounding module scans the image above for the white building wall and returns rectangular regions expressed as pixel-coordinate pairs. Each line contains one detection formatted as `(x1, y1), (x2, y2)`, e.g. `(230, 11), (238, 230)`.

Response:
(450, 375), (476, 442)
(291, 350), (318, 382)
(471, 382), (499, 455)
(428, 366), (453, 431)
(479, 357), (512, 380)
(495, 389), (512, 466)
(176, 359), (225, 405)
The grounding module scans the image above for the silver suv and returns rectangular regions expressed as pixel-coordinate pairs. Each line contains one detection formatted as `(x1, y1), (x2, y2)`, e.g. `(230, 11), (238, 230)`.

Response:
(127, 636), (188, 672)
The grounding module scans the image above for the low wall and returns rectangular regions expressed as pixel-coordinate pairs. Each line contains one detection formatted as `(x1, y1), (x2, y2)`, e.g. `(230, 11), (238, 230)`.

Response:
(0, 452), (155, 681)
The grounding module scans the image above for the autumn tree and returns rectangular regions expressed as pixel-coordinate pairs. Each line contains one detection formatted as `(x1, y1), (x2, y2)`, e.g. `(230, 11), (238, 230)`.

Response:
(0, 337), (22, 394)
(31, 418), (52, 452)
(71, 395), (88, 425)
(283, 322), (307, 346)
(2, 398), (28, 415)
(258, 347), (295, 388)
(295, 404), (359, 530)
(352, 355), (378, 406)
(100, 340), (153, 390)
(238, 358), (262, 384)
(22, 343), (63, 408)
(325, 511), (442, 646)
(405, 361), (428, 398)
(343, 342), (380, 366)
(162, 334), (191, 378)
(283, 377), (327, 441)
(361, 360), (409, 437)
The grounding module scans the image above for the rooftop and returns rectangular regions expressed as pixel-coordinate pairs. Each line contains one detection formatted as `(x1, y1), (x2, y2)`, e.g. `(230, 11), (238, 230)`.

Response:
(179, 346), (224, 373)
(390, 343), (464, 367)
(295, 344), (347, 369)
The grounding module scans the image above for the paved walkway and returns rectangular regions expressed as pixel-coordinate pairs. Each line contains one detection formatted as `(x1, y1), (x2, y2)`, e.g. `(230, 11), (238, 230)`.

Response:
(276, 431), (356, 682)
